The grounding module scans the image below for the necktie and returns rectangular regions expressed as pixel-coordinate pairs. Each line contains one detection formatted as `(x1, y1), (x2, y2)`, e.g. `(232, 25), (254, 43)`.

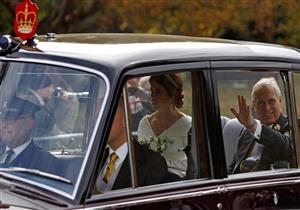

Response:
(4, 149), (14, 164)
(103, 152), (118, 183)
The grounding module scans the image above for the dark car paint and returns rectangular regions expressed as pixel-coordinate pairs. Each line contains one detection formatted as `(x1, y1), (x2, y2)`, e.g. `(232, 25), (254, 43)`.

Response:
(0, 34), (300, 209)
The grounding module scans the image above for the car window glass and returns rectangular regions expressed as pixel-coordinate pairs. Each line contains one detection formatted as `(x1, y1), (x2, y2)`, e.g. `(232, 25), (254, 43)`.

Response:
(0, 62), (106, 195)
(93, 71), (208, 195)
(292, 73), (300, 145)
(216, 70), (295, 174)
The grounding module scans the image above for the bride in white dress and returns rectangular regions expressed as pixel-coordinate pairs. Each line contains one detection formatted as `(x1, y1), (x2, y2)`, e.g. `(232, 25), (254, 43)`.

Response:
(137, 73), (191, 177)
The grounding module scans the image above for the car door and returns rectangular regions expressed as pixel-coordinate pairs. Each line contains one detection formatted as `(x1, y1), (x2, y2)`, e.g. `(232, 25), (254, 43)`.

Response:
(212, 60), (300, 209)
(85, 61), (232, 210)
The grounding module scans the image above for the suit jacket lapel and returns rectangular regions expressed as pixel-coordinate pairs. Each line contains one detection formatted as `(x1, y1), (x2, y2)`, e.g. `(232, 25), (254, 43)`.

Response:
(112, 156), (131, 190)
(238, 129), (254, 160)
(277, 114), (289, 133)
(10, 141), (35, 167)
(112, 140), (143, 190)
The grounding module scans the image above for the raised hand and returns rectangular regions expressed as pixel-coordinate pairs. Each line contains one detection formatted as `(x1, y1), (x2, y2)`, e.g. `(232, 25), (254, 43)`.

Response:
(230, 95), (256, 130)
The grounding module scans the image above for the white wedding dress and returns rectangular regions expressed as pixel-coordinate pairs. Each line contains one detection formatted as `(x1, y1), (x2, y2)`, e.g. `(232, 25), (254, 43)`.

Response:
(137, 114), (192, 177)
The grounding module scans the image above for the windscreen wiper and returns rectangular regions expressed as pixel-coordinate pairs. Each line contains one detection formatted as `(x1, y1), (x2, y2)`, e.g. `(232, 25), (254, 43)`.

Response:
(0, 167), (72, 184)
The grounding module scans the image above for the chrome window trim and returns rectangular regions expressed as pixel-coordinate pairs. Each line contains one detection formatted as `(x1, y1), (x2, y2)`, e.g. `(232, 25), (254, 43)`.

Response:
(86, 186), (225, 210)
(0, 58), (110, 200)
(225, 169), (300, 190)
(211, 60), (293, 70)
(86, 170), (300, 209)
(227, 178), (300, 191)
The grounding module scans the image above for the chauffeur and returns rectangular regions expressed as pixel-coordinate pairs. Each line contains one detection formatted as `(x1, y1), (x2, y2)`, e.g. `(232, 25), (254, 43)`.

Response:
(229, 77), (293, 174)
(0, 97), (62, 174)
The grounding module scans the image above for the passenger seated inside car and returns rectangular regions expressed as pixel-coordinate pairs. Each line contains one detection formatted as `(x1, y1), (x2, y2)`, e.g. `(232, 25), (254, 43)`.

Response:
(229, 77), (293, 174)
(94, 97), (169, 193)
(0, 97), (63, 175)
(137, 73), (192, 178)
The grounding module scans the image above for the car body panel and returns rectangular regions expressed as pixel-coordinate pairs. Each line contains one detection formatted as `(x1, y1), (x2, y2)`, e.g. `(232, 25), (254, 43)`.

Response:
(0, 33), (300, 209)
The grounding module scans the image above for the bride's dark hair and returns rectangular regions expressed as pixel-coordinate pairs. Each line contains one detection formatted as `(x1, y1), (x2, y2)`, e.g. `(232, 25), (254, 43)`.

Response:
(150, 73), (184, 108)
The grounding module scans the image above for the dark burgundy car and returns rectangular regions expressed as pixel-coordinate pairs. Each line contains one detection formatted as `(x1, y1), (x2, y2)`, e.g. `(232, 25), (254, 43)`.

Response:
(0, 33), (300, 209)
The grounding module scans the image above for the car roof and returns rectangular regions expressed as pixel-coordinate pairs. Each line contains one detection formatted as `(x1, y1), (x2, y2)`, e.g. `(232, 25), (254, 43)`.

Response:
(19, 33), (300, 70)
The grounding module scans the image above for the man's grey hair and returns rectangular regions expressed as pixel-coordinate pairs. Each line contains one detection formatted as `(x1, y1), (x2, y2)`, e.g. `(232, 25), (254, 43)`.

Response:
(252, 77), (282, 100)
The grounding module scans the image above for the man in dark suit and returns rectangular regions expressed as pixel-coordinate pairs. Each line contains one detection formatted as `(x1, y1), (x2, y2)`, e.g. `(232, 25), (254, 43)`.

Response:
(229, 77), (293, 174)
(0, 97), (61, 175)
(95, 97), (168, 193)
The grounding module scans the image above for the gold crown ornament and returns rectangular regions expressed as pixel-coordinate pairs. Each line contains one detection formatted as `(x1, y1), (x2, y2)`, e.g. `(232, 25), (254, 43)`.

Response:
(14, 0), (39, 40)
(16, 3), (36, 34)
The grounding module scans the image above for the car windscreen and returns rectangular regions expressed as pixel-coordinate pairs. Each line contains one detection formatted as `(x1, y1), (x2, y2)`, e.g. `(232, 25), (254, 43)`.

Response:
(0, 62), (107, 196)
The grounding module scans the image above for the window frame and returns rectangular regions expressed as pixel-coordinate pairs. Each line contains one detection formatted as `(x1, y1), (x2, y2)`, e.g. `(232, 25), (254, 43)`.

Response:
(90, 61), (229, 202)
(291, 63), (300, 168)
(125, 63), (212, 184)
(211, 60), (298, 176)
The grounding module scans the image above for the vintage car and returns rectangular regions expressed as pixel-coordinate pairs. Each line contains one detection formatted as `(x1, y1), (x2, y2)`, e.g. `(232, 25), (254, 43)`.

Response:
(0, 33), (300, 209)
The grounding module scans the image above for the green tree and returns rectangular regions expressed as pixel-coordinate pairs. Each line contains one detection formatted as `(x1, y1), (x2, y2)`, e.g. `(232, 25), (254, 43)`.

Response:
(1, 0), (300, 48)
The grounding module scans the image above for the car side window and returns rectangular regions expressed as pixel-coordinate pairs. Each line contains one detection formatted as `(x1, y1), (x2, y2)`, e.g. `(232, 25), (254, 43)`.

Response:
(94, 70), (209, 194)
(216, 70), (295, 174)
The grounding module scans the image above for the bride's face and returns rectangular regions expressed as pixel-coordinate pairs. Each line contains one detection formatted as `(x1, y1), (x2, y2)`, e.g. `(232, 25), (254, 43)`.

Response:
(150, 80), (174, 110)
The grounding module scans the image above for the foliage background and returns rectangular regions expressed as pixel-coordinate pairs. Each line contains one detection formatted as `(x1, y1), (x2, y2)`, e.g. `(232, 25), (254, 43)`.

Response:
(1, 0), (300, 48)
(1, 0), (300, 118)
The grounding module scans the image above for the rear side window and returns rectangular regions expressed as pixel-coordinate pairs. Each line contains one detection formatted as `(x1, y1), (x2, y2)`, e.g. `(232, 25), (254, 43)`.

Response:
(216, 70), (295, 174)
